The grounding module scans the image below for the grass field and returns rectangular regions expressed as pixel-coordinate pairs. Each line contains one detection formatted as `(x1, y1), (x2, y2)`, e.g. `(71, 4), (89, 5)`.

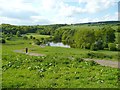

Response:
(25, 33), (51, 40)
(2, 36), (119, 88)
(61, 24), (118, 31)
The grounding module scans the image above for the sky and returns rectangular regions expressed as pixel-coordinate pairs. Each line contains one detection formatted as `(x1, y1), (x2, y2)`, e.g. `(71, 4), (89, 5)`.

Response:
(0, 0), (119, 25)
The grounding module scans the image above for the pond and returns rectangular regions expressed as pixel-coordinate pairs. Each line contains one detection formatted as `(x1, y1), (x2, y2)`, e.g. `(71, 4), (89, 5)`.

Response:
(47, 42), (70, 48)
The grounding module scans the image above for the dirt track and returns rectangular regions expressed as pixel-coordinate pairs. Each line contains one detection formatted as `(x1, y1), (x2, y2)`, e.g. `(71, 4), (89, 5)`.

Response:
(84, 58), (119, 68)
(14, 49), (119, 68)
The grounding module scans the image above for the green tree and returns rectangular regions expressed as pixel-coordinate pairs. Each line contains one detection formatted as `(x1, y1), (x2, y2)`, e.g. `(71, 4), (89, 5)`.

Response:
(90, 43), (98, 51)
(95, 40), (104, 50)
(74, 29), (95, 48)
(53, 28), (64, 42)
(104, 26), (115, 43)
(30, 35), (33, 39)
(108, 43), (116, 51)
(16, 31), (21, 37)
(95, 29), (105, 41)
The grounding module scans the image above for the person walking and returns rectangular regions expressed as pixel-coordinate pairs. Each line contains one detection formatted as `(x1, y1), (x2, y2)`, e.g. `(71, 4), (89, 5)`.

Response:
(25, 48), (28, 54)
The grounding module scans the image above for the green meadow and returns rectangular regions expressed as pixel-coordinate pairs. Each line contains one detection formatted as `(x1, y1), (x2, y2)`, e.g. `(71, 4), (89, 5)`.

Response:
(2, 35), (119, 88)
(1, 22), (120, 88)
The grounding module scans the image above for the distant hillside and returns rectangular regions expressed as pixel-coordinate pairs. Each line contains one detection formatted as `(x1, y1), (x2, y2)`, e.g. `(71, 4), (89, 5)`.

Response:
(1, 21), (120, 26)
(74, 21), (120, 25)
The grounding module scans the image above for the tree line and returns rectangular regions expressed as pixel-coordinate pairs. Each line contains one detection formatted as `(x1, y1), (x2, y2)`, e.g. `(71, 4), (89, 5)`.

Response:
(1, 23), (119, 51)
(52, 26), (119, 51)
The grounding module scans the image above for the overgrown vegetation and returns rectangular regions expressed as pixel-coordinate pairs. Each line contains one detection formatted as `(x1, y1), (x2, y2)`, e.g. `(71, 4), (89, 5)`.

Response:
(2, 41), (119, 88)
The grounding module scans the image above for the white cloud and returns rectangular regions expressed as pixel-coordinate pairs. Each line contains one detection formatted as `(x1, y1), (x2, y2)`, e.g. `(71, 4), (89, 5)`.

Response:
(78, 12), (118, 23)
(78, 0), (117, 13)
(0, 16), (23, 25)
(41, 0), (57, 11)
(30, 16), (51, 24)
(0, 0), (36, 12)
(101, 12), (118, 21)
(0, 0), (118, 25)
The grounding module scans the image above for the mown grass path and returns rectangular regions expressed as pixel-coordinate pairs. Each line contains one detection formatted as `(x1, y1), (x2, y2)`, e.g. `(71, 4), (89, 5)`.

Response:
(14, 49), (119, 68)
(84, 58), (119, 68)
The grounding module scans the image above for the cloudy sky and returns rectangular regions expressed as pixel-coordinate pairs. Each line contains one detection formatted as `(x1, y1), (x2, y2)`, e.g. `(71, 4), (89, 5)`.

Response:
(0, 0), (119, 25)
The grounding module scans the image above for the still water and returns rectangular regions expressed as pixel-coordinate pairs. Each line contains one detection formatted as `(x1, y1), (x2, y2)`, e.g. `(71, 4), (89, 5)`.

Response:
(47, 42), (70, 48)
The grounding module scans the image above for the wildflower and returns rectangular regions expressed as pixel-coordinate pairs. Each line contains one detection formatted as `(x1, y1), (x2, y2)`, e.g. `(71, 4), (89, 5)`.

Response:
(28, 67), (31, 70)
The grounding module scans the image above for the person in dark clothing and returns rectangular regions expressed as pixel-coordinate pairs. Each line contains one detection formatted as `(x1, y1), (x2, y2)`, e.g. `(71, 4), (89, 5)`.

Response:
(25, 48), (28, 53)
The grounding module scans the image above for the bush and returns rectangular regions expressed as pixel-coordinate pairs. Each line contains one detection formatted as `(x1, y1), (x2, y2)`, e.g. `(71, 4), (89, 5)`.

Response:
(85, 43), (91, 49)
(116, 44), (120, 51)
(6, 37), (11, 40)
(90, 43), (98, 51)
(81, 43), (90, 49)
(116, 28), (120, 32)
(86, 52), (112, 59)
(70, 44), (76, 48)
(0, 39), (6, 43)
(29, 42), (32, 44)
(108, 43), (116, 51)
(88, 60), (99, 66)
(16, 31), (21, 37)
(23, 36), (28, 40)
(33, 37), (36, 39)
(30, 35), (33, 39)
(95, 40), (104, 50)
(75, 57), (84, 62)
(103, 42), (108, 48)
(33, 39), (41, 45)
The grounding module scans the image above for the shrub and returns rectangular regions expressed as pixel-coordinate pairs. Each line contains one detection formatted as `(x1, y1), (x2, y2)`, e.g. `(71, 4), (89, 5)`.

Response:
(88, 60), (99, 66)
(75, 57), (84, 62)
(33, 37), (36, 39)
(0, 38), (6, 43)
(6, 37), (11, 40)
(116, 28), (120, 32)
(16, 31), (21, 37)
(29, 42), (32, 44)
(91, 43), (98, 51)
(42, 39), (47, 44)
(86, 52), (95, 58)
(108, 43), (116, 51)
(95, 40), (104, 50)
(30, 35), (33, 39)
(63, 61), (69, 64)
(81, 43), (86, 49)
(23, 36), (28, 40)
(103, 42), (108, 48)
(70, 44), (76, 48)
(86, 52), (112, 59)
(33, 39), (41, 45)
(81, 43), (90, 49)
(81, 43), (91, 49)
(85, 43), (91, 49)
(0, 39), (6, 43)
(116, 44), (120, 51)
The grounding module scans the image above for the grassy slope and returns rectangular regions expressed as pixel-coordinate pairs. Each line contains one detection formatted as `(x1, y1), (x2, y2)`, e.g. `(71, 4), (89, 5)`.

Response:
(2, 36), (119, 88)
(25, 33), (51, 40)
(61, 24), (118, 32)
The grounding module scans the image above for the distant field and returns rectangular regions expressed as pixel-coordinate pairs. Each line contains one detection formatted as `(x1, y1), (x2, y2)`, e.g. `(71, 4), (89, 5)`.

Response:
(61, 24), (118, 31)
(25, 33), (51, 39)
